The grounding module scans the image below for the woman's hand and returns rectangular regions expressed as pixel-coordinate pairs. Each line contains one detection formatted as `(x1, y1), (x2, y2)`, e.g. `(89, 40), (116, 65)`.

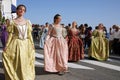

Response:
(3, 47), (7, 52)
(32, 44), (35, 49)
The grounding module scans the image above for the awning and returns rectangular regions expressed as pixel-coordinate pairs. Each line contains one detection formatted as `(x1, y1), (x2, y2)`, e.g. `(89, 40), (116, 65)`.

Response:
(11, 4), (16, 13)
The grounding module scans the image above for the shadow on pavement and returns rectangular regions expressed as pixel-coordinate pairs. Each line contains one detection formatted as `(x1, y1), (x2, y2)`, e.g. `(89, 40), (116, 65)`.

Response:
(0, 62), (58, 79)
(0, 66), (57, 80)
(35, 66), (58, 75)
(0, 73), (5, 80)
(0, 62), (5, 80)
(36, 57), (44, 61)
(0, 62), (3, 69)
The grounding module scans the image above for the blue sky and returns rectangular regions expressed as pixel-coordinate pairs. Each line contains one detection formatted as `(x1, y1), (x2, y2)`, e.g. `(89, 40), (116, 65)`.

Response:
(17, 0), (120, 29)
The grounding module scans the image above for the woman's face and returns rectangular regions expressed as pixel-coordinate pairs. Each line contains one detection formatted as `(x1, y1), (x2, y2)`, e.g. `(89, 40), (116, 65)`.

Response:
(98, 24), (103, 30)
(55, 16), (62, 24)
(16, 6), (26, 17)
(72, 22), (77, 28)
(6, 19), (10, 25)
(46, 23), (49, 27)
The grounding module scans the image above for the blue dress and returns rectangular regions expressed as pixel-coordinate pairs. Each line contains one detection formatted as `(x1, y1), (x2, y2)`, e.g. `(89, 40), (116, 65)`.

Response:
(39, 27), (48, 48)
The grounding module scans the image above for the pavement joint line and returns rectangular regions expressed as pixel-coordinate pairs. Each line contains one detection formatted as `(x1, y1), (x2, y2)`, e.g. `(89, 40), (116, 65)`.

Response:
(84, 54), (120, 63)
(0, 50), (120, 71)
(0, 52), (94, 70)
(35, 52), (95, 70)
(80, 60), (120, 71)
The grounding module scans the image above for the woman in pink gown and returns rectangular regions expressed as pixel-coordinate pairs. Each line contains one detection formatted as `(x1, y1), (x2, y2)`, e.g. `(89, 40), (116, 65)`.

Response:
(44, 14), (68, 75)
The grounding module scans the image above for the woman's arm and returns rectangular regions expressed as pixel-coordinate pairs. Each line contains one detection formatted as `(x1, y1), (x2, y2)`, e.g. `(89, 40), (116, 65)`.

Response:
(4, 22), (14, 50)
(28, 20), (34, 45)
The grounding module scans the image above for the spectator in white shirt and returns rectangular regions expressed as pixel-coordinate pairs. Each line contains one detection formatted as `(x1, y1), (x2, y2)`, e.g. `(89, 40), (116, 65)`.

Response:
(112, 26), (120, 55)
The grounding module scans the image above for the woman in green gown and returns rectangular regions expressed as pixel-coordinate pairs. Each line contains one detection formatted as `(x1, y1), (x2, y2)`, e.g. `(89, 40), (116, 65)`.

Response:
(2, 4), (35, 80)
(89, 23), (109, 61)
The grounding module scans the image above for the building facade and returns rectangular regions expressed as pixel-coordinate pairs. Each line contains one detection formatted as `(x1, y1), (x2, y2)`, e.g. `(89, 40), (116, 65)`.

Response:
(0, 0), (17, 20)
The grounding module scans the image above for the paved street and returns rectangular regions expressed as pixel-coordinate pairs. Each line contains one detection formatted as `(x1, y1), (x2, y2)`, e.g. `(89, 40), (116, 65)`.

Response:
(0, 41), (120, 80)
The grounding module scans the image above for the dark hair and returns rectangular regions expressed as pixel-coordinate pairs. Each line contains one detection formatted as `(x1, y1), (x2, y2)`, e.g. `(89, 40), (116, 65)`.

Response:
(88, 26), (92, 30)
(45, 22), (49, 25)
(54, 14), (61, 22)
(80, 24), (84, 28)
(5, 19), (10, 23)
(68, 23), (71, 27)
(16, 4), (26, 12)
(84, 23), (88, 27)
(95, 26), (98, 29)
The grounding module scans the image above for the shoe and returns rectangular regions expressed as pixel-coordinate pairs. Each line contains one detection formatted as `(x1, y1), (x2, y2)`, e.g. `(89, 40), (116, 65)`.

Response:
(64, 70), (70, 73)
(58, 71), (64, 75)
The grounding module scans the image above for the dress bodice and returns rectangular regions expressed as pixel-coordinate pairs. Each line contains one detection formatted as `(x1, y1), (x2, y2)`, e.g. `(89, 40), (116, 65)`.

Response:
(17, 24), (28, 40)
(6, 19), (34, 47)
(44, 28), (48, 33)
(7, 20), (32, 40)
(92, 30), (104, 38)
(42, 27), (48, 36)
(69, 29), (79, 36)
(52, 24), (63, 38)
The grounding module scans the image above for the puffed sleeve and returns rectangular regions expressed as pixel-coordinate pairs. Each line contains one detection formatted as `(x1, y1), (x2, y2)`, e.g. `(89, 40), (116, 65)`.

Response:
(6, 21), (14, 47)
(47, 26), (52, 35)
(27, 20), (34, 45)
(92, 30), (97, 38)
(62, 28), (67, 38)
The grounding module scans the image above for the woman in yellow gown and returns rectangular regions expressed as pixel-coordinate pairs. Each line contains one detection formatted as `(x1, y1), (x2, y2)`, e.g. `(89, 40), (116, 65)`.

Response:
(89, 24), (109, 61)
(2, 4), (35, 80)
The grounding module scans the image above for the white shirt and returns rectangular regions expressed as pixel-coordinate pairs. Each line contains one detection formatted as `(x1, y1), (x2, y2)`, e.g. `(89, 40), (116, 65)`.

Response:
(109, 29), (115, 40)
(113, 30), (120, 39)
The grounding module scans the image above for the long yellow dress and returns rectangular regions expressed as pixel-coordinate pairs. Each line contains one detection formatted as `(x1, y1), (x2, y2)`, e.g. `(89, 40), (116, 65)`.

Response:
(2, 20), (35, 80)
(89, 30), (109, 61)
